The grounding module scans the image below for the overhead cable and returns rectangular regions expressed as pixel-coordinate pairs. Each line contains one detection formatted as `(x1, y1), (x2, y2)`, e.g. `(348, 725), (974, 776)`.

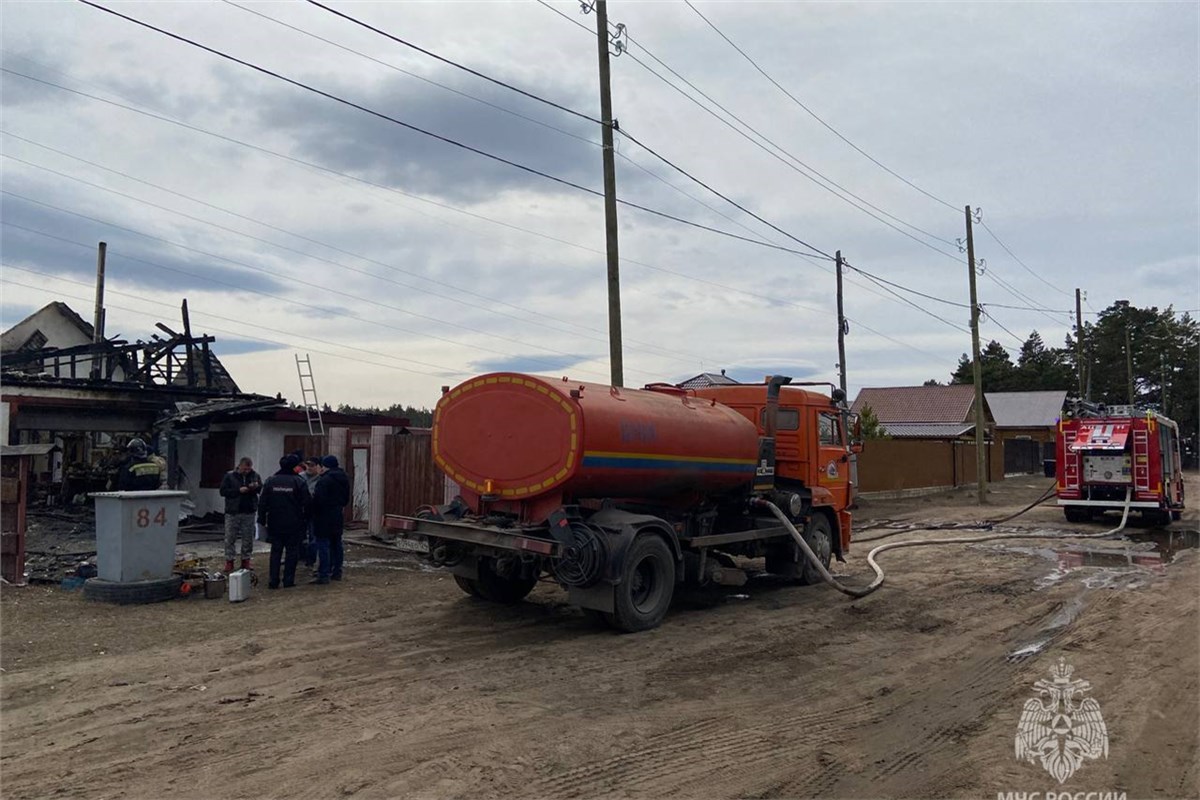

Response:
(683, 0), (961, 214)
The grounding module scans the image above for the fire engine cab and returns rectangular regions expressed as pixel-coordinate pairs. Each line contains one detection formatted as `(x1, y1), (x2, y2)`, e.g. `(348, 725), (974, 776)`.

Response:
(1055, 403), (1185, 526)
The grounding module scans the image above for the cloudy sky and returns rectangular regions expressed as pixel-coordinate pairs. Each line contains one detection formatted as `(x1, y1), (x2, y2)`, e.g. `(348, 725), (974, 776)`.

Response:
(2, 0), (1197, 408)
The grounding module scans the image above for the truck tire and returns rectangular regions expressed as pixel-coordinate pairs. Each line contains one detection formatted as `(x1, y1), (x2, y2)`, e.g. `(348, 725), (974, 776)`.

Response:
(767, 514), (832, 586)
(475, 559), (538, 605)
(453, 575), (482, 598)
(610, 534), (675, 633)
(83, 576), (182, 605)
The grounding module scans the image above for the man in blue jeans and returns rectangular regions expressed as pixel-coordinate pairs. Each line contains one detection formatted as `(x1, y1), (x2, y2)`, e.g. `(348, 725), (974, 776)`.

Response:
(310, 455), (351, 584)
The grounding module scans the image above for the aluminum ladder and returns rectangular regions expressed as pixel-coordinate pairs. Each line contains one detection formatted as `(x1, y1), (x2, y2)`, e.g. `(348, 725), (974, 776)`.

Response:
(295, 353), (325, 436)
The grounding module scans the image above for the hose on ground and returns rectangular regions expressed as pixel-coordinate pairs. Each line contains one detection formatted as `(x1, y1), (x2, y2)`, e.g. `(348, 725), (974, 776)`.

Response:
(854, 481), (1060, 544)
(754, 487), (1133, 599)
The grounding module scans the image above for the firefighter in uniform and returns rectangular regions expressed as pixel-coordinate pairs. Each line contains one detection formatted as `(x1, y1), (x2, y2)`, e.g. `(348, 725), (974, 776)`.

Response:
(117, 438), (164, 491)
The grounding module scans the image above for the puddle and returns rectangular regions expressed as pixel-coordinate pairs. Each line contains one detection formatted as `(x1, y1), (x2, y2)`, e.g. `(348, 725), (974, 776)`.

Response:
(1006, 595), (1087, 662)
(983, 529), (1198, 591)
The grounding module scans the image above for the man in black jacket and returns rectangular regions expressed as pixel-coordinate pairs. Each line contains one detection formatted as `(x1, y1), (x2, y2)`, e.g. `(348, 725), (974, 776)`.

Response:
(311, 455), (351, 584)
(219, 457), (261, 573)
(257, 454), (311, 589)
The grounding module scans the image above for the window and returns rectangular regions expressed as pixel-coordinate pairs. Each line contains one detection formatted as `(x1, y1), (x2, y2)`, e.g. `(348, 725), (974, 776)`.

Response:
(818, 413), (842, 446)
(200, 431), (237, 488)
(759, 408), (799, 431)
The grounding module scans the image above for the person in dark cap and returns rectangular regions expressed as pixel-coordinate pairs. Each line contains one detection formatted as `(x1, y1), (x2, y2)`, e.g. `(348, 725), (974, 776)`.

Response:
(310, 454), (351, 584)
(257, 454), (310, 589)
(117, 438), (163, 491)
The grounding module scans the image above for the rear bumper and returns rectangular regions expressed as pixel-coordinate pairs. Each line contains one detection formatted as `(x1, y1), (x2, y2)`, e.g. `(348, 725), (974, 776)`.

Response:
(1056, 498), (1161, 509)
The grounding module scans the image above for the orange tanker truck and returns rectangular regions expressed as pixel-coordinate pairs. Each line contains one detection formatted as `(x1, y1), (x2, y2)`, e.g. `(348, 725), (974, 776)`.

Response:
(388, 373), (859, 632)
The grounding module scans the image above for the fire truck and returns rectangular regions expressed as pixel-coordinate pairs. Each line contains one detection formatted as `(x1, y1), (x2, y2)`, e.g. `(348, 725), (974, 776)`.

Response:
(1055, 403), (1185, 526)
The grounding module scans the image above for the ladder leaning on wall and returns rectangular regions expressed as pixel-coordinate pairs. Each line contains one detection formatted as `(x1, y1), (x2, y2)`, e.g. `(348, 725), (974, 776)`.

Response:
(295, 353), (325, 436)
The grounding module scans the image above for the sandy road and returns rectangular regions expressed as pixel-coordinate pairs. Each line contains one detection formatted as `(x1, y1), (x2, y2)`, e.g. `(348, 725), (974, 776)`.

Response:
(2, 478), (1197, 799)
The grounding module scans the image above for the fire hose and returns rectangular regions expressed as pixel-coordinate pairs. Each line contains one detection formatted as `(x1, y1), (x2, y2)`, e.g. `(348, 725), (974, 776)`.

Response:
(755, 486), (1134, 599)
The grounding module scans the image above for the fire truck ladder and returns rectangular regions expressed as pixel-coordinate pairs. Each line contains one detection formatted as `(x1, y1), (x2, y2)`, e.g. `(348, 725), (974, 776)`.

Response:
(1132, 428), (1151, 493)
(295, 353), (325, 436)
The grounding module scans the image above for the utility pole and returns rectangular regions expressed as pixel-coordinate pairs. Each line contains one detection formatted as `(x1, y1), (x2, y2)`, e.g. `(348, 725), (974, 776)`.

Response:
(835, 250), (847, 397)
(1074, 288), (1084, 398)
(594, 0), (623, 387)
(90, 241), (107, 379)
(1125, 324), (1135, 405)
(965, 206), (987, 504)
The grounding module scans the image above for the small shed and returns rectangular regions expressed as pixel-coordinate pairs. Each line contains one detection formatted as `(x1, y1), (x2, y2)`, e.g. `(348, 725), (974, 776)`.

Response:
(985, 390), (1067, 473)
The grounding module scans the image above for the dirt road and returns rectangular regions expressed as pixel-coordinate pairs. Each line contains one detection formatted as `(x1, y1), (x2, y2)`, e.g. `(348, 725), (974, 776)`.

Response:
(2, 477), (1197, 799)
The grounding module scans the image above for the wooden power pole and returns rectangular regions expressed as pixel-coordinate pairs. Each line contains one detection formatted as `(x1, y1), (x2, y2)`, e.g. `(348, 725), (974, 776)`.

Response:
(1125, 324), (1135, 404)
(965, 206), (987, 504)
(594, 0), (623, 387)
(90, 241), (107, 379)
(1075, 288), (1084, 398)
(835, 250), (848, 397)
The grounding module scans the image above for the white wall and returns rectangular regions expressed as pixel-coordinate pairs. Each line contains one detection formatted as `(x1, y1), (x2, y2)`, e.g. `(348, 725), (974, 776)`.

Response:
(0, 401), (9, 445)
(176, 419), (318, 517)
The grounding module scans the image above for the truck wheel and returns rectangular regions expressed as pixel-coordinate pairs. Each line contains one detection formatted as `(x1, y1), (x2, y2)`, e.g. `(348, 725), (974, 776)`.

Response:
(767, 514), (832, 585)
(453, 575), (482, 598)
(475, 559), (538, 605)
(611, 534), (675, 633)
(1064, 507), (1090, 523)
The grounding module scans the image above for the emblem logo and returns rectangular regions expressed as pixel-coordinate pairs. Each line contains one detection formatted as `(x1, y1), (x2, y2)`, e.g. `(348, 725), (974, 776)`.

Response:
(1015, 658), (1109, 783)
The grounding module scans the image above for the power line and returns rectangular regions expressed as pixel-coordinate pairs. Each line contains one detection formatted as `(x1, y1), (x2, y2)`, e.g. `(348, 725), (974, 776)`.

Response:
(612, 128), (833, 263)
(304, 0), (602, 127)
(2, 271), (455, 378)
(222, 0), (600, 148)
(683, 0), (961, 214)
(214, 4), (798, 283)
(0, 69), (846, 332)
(3, 55), (954, 367)
(1, 137), (718, 366)
(299, 0), (955, 271)
(979, 219), (1072, 297)
(619, 50), (964, 264)
(74, 1), (824, 261)
(1, 190), (625, 379)
(978, 308), (1028, 348)
(538, 0), (959, 253)
(2, 220), (615, 377)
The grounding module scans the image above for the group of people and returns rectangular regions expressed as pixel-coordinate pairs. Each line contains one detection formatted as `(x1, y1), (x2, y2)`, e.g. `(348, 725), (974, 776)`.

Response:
(220, 452), (351, 590)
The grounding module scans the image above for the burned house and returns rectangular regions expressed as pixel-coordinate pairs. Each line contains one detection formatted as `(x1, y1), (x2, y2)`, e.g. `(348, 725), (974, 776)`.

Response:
(1, 300), (253, 503)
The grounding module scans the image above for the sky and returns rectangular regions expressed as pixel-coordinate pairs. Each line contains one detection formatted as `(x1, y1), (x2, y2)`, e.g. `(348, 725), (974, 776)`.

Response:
(2, 0), (1197, 409)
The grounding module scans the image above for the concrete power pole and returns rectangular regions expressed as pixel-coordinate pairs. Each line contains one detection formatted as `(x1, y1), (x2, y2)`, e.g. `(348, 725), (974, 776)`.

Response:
(965, 206), (987, 504)
(594, 0), (623, 387)
(1075, 288), (1084, 398)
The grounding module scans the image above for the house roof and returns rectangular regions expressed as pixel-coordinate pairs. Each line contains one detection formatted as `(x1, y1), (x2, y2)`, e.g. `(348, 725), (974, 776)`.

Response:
(985, 390), (1067, 428)
(158, 397), (411, 432)
(1, 302), (95, 353)
(851, 384), (980, 423)
(882, 422), (975, 439)
(678, 372), (740, 389)
(168, 349), (241, 393)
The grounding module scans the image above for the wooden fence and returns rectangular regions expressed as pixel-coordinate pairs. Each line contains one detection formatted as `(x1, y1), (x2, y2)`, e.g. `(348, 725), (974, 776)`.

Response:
(855, 438), (1005, 494)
